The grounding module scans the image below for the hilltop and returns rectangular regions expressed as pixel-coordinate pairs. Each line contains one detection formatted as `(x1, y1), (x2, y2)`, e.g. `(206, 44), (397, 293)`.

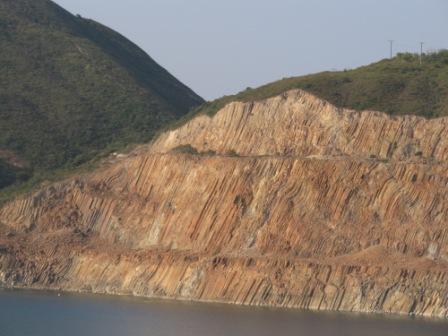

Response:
(2, 0), (447, 199)
(0, 0), (203, 191)
(194, 50), (448, 119)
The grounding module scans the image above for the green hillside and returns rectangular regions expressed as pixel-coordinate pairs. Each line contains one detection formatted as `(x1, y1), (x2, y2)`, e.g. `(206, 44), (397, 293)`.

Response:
(1, 0), (447, 202)
(195, 50), (448, 118)
(0, 0), (203, 191)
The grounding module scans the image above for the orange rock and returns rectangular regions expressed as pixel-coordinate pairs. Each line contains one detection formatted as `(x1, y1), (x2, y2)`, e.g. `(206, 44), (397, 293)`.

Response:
(0, 90), (447, 318)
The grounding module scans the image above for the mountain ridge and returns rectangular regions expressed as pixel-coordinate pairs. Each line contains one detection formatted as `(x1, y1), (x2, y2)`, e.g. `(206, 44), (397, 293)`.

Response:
(0, 0), (203, 191)
(193, 50), (448, 119)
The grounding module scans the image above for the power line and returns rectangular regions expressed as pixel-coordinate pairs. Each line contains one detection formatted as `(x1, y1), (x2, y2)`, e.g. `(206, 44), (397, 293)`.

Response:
(419, 42), (425, 65)
(388, 40), (394, 59)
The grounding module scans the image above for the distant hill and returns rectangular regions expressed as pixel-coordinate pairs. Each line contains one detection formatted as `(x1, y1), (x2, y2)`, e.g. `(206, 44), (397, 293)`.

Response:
(195, 50), (448, 119)
(0, 0), (203, 190)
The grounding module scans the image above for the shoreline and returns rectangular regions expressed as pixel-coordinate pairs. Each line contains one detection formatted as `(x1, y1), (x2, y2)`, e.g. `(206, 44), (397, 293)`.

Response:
(2, 285), (447, 323)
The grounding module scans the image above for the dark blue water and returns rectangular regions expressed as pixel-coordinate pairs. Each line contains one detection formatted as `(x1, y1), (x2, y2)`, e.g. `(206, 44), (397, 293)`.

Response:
(0, 289), (446, 336)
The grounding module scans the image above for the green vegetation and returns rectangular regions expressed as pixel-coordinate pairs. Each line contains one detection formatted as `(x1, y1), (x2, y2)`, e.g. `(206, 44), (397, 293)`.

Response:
(194, 50), (448, 118)
(0, 159), (31, 189)
(171, 144), (200, 155)
(170, 145), (218, 156)
(0, 0), (203, 194)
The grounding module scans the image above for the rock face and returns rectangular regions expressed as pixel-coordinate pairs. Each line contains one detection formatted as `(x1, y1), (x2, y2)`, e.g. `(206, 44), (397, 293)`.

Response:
(1, 90), (448, 317)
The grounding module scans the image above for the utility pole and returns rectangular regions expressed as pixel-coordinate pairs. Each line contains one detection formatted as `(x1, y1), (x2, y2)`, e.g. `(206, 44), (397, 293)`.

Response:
(388, 40), (394, 59)
(419, 42), (424, 65)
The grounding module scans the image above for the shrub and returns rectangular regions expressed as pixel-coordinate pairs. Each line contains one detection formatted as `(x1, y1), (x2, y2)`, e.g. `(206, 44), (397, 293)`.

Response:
(171, 144), (199, 155)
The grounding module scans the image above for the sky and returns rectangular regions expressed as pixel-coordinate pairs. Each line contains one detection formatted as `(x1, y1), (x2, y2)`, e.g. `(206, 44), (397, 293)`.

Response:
(54, 0), (448, 100)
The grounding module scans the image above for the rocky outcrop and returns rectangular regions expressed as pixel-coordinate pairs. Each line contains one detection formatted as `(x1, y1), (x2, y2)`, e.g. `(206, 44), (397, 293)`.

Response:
(1, 90), (447, 317)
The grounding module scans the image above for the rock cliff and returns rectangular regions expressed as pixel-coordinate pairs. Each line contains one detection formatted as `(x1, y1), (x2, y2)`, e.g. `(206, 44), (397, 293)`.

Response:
(1, 90), (447, 318)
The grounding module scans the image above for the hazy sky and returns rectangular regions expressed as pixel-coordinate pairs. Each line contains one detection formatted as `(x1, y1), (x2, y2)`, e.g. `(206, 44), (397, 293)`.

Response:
(54, 0), (448, 100)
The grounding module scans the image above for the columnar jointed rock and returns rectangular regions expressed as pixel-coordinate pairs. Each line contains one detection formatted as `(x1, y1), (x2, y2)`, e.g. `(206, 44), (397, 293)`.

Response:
(1, 90), (447, 317)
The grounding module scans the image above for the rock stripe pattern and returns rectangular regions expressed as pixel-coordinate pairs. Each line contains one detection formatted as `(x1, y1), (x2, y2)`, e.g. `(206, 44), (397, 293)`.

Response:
(0, 90), (447, 318)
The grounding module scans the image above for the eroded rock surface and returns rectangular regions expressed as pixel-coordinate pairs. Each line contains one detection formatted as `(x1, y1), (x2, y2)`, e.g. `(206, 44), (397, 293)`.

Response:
(1, 90), (447, 317)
